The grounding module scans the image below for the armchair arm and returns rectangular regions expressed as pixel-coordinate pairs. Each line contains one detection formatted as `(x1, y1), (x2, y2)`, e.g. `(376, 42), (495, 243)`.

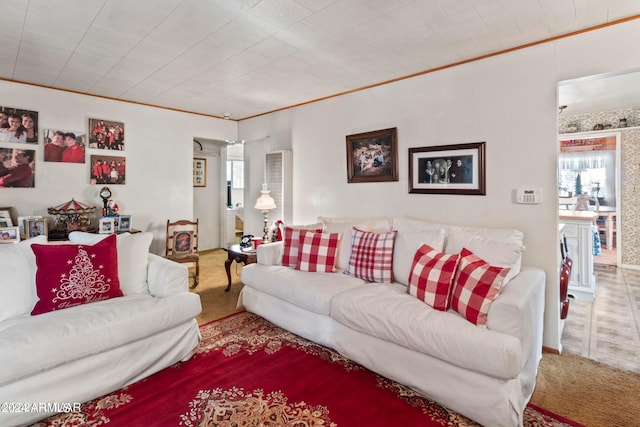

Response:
(257, 241), (283, 265)
(147, 253), (189, 297)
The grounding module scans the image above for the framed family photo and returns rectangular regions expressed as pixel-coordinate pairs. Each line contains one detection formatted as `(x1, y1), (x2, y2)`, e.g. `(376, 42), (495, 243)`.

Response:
(88, 118), (125, 150)
(90, 155), (126, 185)
(25, 218), (48, 238)
(193, 158), (206, 187)
(118, 215), (132, 232)
(0, 226), (20, 243)
(409, 142), (486, 195)
(99, 217), (115, 234)
(0, 106), (39, 144)
(346, 127), (398, 183)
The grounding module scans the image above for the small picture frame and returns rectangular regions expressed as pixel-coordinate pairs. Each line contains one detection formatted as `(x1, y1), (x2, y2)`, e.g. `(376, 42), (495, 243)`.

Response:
(118, 215), (132, 232)
(409, 142), (486, 195)
(193, 157), (206, 187)
(0, 209), (13, 226)
(25, 218), (48, 239)
(99, 217), (115, 234)
(0, 226), (20, 243)
(346, 127), (398, 183)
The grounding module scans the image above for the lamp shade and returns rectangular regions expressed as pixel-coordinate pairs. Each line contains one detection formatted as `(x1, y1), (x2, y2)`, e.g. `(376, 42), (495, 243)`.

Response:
(255, 194), (276, 211)
(254, 183), (276, 211)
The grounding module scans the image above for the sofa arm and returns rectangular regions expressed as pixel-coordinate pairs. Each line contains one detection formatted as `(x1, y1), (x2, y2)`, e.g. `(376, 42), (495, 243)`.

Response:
(487, 267), (546, 364)
(147, 253), (190, 297)
(257, 241), (283, 265)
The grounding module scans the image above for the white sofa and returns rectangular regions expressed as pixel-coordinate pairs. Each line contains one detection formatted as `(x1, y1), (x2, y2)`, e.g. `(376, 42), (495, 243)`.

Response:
(239, 217), (545, 427)
(0, 232), (202, 427)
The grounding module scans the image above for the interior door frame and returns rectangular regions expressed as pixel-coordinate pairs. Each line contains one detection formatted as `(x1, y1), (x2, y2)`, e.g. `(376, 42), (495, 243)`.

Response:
(558, 130), (621, 266)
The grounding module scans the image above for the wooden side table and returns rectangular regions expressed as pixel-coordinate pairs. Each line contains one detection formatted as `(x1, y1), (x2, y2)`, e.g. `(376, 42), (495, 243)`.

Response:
(222, 244), (257, 292)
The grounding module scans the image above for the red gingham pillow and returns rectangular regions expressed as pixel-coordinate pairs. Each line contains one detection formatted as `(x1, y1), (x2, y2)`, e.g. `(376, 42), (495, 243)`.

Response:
(346, 227), (397, 283)
(31, 234), (123, 315)
(451, 248), (510, 325)
(407, 244), (460, 311)
(282, 226), (323, 268)
(295, 230), (340, 272)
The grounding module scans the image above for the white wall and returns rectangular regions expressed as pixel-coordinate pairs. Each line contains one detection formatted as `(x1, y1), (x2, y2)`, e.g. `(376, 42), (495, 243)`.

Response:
(193, 141), (222, 251)
(0, 81), (236, 254)
(239, 19), (640, 351)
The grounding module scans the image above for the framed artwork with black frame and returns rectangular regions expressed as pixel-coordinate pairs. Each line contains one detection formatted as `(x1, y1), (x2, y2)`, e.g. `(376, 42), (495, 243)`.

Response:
(409, 142), (486, 195)
(346, 127), (398, 183)
(193, 157), (206, 187)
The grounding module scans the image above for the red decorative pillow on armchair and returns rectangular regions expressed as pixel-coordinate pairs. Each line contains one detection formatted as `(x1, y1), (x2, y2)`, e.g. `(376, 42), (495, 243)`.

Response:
(31, 234), (123, 315)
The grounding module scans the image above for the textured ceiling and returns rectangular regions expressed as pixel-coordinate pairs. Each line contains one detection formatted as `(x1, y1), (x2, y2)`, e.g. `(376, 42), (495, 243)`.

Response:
(2, 0), (640, 120)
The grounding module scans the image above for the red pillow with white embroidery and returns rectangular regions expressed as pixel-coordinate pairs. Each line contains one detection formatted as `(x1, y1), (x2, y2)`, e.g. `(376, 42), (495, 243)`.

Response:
(451, 247), (510, 325)
(346, 227), (397, 283)
(295, 229), (340, 272)
(407, 244), (460, 311)
(31, 234), (123, 315)
(282, 226), (323, 267)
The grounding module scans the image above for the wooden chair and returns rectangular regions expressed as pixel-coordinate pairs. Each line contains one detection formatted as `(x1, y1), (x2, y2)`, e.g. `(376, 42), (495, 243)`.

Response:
(165, 219), (199, 289)
(559, 235), (572, 320)
(574, 195), (599, 212)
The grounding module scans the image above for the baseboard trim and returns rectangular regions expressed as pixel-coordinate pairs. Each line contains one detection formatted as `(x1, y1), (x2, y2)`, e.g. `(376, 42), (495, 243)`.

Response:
(542, 346), (560, 354)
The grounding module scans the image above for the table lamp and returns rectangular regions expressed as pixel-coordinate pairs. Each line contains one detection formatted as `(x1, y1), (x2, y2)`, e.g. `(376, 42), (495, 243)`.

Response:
(254, 183), (276, 242)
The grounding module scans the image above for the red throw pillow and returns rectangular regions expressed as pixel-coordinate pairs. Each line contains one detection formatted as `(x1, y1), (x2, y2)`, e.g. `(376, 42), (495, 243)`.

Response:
(31, 234), (123, 315)
(282, 226), (323, 267)
(346, 227), (397, 283)
(407, 244), (460, 311)
(450, 247), (510, 325)
(295, 230), (340, 272)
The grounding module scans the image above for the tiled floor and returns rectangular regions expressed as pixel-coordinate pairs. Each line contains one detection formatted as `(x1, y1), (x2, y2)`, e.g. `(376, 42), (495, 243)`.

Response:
(562, 265), (640, 373)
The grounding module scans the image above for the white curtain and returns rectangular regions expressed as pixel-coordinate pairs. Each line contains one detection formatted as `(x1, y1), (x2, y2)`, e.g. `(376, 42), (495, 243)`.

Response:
(559, 150), (616, 206)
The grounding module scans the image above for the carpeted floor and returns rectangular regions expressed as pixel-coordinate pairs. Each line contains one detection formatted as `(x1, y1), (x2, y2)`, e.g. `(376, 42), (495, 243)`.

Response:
(193, 249), (640, 427)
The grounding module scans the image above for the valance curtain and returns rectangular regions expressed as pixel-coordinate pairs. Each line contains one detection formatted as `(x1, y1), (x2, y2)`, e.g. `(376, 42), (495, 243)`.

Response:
(559, 150), (616, 206)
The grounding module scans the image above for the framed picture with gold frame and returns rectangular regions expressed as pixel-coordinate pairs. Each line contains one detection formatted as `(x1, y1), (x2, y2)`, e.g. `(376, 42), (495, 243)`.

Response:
(193, 157), (206, 187)
(25, 218), (48, 238)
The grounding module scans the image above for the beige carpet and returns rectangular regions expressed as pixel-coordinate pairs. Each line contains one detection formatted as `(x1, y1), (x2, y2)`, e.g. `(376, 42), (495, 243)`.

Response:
(192, 249), (640, 427)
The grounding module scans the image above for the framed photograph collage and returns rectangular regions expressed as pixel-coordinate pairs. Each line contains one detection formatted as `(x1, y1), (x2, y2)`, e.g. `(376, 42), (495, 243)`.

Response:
(0, 106), (126, 189)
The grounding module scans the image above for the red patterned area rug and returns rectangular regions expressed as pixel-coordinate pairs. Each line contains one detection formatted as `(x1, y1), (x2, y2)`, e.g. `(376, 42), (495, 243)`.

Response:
(35, 311), (583, 427)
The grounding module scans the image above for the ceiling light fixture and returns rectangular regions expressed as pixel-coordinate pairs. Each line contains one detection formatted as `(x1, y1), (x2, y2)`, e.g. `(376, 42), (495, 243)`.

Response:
(558, 105), (567, 114)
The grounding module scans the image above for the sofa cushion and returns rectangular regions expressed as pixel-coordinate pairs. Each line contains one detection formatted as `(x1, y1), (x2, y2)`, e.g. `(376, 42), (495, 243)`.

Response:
(392, 217), (446, 286)
(0, 291), (201, 386)
(345, 227), (397, 283)
(464, 235), (524, 285)
(319, 217), (393, 270)
(282, 226), (322, 268)
(241, 263), (368, 315)
(329, 283), (522, 379)
(0, 237), (47, 321)
(451, 248), (510, 326)
(407, 244), (459, 311)
(296, 230), (340, 272)
(31, 235), (123, 315)
(69, 231), (153, 295)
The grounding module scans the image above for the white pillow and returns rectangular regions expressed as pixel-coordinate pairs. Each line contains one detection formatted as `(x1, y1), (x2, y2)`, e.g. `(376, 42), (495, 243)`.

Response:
(444, 226), (524, 254)
(464, 236), (524, 284)
(391, 218), (446, 286)
(318, 217), (393, 270)
(68, 231), (153, 295)
(0, 236), (47, 320)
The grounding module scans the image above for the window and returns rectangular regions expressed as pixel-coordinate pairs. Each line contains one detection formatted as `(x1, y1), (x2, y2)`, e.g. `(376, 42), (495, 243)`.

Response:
(558, 150), (615, 205)
(226, 160), (244, 189)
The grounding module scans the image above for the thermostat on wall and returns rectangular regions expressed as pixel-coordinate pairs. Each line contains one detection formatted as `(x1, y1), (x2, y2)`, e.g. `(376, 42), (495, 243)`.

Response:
(516, 187), (543, 204)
